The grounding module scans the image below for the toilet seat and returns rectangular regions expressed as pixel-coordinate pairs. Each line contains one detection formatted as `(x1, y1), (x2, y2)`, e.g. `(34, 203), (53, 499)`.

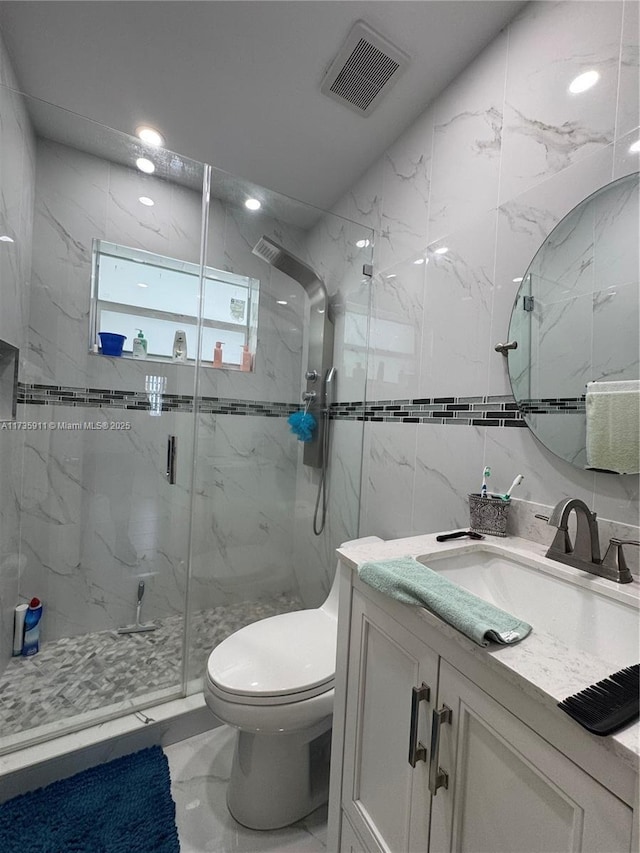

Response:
(206, 609), (336, 706)
(206, 672), (333, 706)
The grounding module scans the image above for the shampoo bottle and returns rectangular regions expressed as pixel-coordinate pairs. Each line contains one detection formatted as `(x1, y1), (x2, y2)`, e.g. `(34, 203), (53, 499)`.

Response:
(132, 329), (147, 359)
(213, 341), (223, 368)
(22, 597), (43, 656)
(173, 330), (187, 362)
(241, 345), (252, 372)
(12, 604), (28, 656)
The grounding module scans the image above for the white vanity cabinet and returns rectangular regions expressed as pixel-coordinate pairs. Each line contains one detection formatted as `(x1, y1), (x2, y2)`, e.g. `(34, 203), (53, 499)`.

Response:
(432, 661), (632, 853)
(341, 590), (438, 852)
(331, 580), (635, 853)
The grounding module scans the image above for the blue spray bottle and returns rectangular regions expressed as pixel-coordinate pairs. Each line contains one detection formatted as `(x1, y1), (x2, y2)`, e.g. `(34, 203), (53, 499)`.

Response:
(22, 597), (43, 656)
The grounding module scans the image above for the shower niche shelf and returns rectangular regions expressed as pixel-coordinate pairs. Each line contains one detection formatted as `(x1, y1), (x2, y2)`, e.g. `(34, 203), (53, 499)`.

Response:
(0, 339), (18, 422)
(90, 240), (259, 372)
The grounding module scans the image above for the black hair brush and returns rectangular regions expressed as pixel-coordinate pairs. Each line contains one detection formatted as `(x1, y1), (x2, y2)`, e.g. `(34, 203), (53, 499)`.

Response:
(558, 664), (639, 736)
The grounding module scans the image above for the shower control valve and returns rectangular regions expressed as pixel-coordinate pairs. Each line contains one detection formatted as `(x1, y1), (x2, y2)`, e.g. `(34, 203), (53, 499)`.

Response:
(305, 370), (319, 382)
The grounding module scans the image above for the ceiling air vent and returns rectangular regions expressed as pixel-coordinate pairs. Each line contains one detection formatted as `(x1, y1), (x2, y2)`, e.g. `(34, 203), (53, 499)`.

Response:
(321, 20), (410, 116)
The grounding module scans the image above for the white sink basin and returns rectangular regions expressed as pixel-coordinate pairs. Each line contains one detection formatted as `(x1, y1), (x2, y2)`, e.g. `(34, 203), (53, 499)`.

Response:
(417, 546), (639, 669)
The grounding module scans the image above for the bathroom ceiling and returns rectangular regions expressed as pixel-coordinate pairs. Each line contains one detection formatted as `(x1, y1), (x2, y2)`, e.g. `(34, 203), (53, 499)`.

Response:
(0, 1), (526, 212)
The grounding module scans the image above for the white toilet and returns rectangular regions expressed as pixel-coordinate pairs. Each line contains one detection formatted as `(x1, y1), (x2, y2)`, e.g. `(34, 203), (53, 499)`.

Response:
(203, 536), (381, 830)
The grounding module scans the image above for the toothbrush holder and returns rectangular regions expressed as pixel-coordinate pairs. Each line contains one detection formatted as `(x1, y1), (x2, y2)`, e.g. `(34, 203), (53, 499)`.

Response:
(468, 493), (511, 537)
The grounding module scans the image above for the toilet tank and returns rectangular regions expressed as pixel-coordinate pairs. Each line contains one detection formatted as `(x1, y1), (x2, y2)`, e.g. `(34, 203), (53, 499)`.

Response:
(320, 536), (383, 619)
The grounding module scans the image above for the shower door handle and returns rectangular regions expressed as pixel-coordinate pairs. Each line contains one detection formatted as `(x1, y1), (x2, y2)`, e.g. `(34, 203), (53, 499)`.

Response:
(166, 435), (177, 484)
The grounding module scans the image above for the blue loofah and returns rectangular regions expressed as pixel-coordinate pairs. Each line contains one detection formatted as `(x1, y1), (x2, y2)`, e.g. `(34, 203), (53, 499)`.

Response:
(287, 410), (317, 442)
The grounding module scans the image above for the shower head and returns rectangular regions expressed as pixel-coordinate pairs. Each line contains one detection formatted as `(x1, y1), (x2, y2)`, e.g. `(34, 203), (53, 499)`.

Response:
(252, 235), (284, 267)
(252, 236), (320, 293)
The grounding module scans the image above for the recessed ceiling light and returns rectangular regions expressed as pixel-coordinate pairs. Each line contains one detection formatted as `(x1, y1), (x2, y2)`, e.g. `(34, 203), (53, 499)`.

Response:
(245, 198), (261, 211)
(413, 258), (424, 265)
(276, 299), (288, 305)
(136, 126), (164, 147)
(0, 235), (14, 242)
(139, 196), (155, 206)
(512, 276), (523, 283)
(137, 282), (149, 288)
(434, 246), (449, 255)
(569, 70), (599, 94)
(356, 239), (371, 248)
(629, 140), (640, 153)
(136, 157), (155, 174)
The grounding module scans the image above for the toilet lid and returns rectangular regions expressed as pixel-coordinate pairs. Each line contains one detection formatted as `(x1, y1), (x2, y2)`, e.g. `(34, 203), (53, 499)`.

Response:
(207, 609), (336, 699)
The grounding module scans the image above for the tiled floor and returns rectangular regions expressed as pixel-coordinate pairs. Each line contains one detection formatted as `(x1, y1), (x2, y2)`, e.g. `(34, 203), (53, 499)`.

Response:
(0, 595), (302, 739)
(165, 726), (328, 852)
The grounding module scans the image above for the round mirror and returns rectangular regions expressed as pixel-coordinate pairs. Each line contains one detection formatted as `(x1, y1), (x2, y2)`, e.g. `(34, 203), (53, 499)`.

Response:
(507, 172), (639, 474)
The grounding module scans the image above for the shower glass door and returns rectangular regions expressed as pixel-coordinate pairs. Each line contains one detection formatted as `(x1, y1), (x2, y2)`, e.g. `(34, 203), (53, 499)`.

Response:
(0, 88), (208, 753)
(184, 167), (374, 687)
(0, 83), (374, 755)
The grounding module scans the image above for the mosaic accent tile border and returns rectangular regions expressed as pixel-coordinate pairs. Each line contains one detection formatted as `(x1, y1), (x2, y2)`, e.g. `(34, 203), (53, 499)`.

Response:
(332, 395), (528, 428)
(518, 397), (586, 414)
(18, 383), (297, 418)
(17, 384), (540, 428)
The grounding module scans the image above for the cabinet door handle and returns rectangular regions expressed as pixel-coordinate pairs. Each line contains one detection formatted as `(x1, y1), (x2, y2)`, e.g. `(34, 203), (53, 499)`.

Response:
(166, 435), (177, 484)
(408, 683), (430, 767)
(428, 704), (452, 795)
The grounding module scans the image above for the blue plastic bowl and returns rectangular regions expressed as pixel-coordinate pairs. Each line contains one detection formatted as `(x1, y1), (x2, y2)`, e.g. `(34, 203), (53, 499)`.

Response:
(98, 332), (126, 357)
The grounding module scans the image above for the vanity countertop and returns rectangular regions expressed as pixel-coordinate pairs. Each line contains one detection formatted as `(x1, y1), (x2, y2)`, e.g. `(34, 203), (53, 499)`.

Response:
(337, 533), (640, 773)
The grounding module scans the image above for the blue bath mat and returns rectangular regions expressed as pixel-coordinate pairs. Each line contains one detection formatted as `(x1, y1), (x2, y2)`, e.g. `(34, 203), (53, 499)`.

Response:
(0, 745), (179, 852)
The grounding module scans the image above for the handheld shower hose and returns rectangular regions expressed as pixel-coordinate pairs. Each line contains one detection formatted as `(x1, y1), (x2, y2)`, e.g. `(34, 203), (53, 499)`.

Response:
(313, 368), (336, 536)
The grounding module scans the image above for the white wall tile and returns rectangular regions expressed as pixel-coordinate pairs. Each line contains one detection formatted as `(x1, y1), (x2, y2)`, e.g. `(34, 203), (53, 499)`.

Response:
(420, 209), (498, 398)
(379, 111), (433, 272)
(484, 424), (596, 508)
(367, 259), (425, 402)
(412, 424), (486, 534)
(360, 421), (417, 540)
(617, 0), (640, 138)
(613, 128), (640, 178)
(190, 413), (298, 607)
(500, 1), (622, 204)
(428, 31), (507, 240)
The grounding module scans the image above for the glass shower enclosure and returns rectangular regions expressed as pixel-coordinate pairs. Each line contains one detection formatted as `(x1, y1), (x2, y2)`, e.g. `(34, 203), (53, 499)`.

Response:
(0, 84), (373, 754)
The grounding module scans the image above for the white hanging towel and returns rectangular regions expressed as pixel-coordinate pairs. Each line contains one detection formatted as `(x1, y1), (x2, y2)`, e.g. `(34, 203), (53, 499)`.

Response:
(586, 380), (640, 474)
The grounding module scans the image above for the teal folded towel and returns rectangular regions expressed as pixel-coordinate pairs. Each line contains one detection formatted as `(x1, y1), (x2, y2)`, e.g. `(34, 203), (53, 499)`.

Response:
(358, 557), (532, 647)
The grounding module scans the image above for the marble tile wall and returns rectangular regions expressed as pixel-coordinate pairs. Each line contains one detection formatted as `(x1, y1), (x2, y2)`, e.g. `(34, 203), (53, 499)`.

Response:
(25, 139), (205, 392)
(326, 0), (639, 542)
(21, 137), (315, 645)
(0, 48), (35, 666)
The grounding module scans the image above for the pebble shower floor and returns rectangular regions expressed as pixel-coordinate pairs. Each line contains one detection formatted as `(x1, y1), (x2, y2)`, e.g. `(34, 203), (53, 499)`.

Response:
(0, 594), (301, 738)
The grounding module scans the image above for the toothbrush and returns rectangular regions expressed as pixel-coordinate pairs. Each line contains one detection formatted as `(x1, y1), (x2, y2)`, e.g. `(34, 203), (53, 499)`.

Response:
(490, 474), (524, 501)
(503, 473), (524, 500)
(480, 466), (490, 498)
